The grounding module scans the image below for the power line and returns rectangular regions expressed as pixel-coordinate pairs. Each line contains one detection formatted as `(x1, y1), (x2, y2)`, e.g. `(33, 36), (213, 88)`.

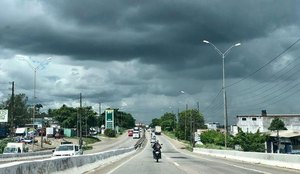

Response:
(226, 38), (300, 88)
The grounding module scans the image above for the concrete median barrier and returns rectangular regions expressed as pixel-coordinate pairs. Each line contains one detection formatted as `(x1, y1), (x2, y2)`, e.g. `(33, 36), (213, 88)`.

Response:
(193, 148), (300, 170)
(0, 147), (135, 174)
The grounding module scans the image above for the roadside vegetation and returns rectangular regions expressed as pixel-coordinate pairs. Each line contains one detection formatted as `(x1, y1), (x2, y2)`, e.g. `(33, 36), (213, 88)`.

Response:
(151, 110), (285, 153)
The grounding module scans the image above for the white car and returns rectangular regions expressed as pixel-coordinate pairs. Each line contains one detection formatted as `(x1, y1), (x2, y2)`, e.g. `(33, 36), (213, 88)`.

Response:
(52, 144), (83, 157)
(132, 131), (140, 139)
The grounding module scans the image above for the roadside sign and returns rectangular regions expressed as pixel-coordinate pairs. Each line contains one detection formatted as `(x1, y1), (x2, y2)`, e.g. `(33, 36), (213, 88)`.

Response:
(0, 110), (8, 123)
(105, 109), (114, 130)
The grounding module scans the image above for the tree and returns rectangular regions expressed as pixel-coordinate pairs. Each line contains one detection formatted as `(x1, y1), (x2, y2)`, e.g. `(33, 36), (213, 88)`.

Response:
(48, 104), (78, 128)
(150, 118), (161, 128)
(3, 93), (31, 127)
(176, 109), (205, 141)
(268, 117), (287, 153)
(268, 118), (287, 131)
(160, 112), (176, 131)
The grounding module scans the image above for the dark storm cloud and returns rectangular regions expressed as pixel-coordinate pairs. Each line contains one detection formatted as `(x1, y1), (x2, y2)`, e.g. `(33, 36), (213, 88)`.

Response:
(1, 0), (300, 123)
(1, 0), (298, 74)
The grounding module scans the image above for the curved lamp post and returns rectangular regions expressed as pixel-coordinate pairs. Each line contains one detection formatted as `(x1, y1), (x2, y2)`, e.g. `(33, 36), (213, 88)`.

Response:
(203, 40), (241, 148)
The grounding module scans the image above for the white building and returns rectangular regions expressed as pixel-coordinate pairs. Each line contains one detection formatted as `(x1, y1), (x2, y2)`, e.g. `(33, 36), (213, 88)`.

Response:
(236, 112), (300, 134)
(205, 122), (220, 130)
(235, 111), (300, 154)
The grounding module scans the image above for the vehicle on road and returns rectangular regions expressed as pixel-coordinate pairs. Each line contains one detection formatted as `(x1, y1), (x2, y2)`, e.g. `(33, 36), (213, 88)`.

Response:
(152, 141), (162, 162)
(150, 136), (156, 146)
(128, 129), (133, 136)
(3, 143), (27, 154)
(132, 131), (140, 139)
(52, 144), (83, 156)
(154, 126), (161, 135)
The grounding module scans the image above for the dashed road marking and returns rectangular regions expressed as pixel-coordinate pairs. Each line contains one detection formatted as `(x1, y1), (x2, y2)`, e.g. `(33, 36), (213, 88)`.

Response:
(174, 162), (180, 167)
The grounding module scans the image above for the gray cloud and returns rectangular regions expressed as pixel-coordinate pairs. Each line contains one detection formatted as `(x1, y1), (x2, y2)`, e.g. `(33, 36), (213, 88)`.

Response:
(0, 0), (300, 124)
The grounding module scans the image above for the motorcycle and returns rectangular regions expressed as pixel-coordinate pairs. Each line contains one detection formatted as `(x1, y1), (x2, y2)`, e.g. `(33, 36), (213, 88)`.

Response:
(153, 149), (161, 162)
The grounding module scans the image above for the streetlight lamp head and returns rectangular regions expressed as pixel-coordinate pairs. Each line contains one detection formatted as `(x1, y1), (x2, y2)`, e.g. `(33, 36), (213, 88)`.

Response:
(203, 40), (209, 44)
(235, 43), (241, 47)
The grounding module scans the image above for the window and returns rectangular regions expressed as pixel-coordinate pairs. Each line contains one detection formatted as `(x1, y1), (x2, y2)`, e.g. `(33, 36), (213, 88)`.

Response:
(242, 118), (247, 121)
(252, 118), (257, 121)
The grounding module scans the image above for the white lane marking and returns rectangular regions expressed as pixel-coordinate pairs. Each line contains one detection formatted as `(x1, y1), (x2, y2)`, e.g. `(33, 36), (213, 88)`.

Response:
(229, 164), (272, 174)
(162, 134), (271, 174)
(106, 142), (148, 174)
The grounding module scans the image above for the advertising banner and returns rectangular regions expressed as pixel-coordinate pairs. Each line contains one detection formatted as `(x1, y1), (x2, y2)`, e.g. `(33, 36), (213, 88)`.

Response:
(0, 110), (8, 123)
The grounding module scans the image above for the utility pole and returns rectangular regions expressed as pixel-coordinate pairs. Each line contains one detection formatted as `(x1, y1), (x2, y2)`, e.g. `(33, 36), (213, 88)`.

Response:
(99, 101), (101, 117)
(185, 104), (188, 141)
(77, 109), (79, 137)
(10, 81), (14, 137)
(79, 93), (83, 149)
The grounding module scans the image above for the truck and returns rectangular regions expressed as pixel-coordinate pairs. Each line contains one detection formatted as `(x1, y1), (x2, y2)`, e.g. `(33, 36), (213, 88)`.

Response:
(155, 126), (161, 135)
(46, 127), (55, 138)
(3, 143), (27, 154)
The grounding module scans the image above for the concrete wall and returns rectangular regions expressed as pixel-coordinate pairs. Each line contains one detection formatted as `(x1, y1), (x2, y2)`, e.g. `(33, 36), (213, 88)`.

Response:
(0, 147), (135, 174)
(193, 148), (300, 170)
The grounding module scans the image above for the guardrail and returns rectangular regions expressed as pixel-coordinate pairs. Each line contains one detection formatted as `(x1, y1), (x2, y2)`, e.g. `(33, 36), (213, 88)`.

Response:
(134, 131), (146, 149)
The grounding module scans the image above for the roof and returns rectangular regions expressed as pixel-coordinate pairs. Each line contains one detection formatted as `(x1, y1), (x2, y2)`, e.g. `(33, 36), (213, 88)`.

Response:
(269, 130), (300, 138)
(237, 114), (300, 118)
(15, 128), (26, 134)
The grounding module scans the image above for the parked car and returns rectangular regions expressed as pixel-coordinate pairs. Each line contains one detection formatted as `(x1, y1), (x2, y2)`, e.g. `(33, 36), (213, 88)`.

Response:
(52, 144), (83, 156)
(54, 132), (63, 139)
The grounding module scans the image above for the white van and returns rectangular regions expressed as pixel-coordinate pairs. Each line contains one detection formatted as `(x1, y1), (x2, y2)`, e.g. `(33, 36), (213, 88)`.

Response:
(132, 131), (140, 139)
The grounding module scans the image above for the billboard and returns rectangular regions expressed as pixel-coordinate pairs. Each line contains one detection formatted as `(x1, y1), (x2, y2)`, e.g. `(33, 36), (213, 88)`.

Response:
(0, 110), (8, 123)
(105, 109), (114, 130)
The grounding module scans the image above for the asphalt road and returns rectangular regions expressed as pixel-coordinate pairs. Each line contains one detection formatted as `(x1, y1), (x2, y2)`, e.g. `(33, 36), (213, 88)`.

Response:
(84, 133), (139, 154)
(85, 132), (300, 174)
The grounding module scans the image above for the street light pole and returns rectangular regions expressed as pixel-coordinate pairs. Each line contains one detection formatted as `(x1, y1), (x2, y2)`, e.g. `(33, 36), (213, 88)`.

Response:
(203, 40), (241, 148)
(19, 57), (51, 150)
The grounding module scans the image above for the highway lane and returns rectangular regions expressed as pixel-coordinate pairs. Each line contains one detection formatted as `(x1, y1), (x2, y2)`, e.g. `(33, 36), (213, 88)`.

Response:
(0, 132), (138, 164)
(86, 132), (300, 174)
(84, 132), (138, 154)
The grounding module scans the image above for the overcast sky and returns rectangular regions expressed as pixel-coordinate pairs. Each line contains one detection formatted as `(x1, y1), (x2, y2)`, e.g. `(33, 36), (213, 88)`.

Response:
(0, 0), (300, 125)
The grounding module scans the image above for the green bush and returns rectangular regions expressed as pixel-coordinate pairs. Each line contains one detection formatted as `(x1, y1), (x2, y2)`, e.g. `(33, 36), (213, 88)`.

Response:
(104, 129), (116, 137)
(82, 136), (100, 144)
(0, 138), (13, 154)
(82, 145), (93, 150)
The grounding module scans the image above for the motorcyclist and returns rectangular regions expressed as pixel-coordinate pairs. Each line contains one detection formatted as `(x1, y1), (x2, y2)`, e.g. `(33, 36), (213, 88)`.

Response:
(152, 140), (162, 158)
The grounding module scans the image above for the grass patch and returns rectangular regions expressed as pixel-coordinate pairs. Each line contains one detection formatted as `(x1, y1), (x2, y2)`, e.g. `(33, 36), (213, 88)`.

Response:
(82, 145), (93, 151)
(163, 131), (177, 139)
(82, 136), (101, 145)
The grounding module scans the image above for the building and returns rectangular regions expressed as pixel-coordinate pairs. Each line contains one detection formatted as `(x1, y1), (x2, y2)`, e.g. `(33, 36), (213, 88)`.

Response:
(236, 111), (300, 154)
(205, 122), (220, 130)
(236, 112), (300, 133)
